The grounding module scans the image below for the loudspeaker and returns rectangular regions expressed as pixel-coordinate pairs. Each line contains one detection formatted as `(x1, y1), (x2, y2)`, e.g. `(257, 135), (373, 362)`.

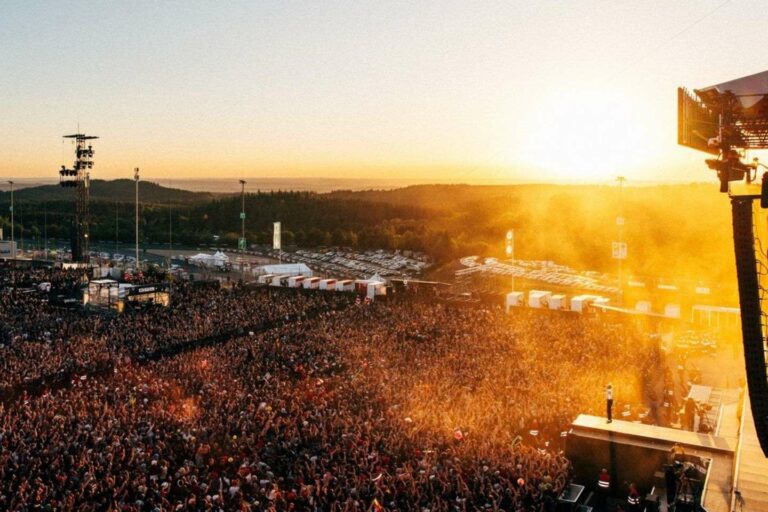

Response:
(731, 198), (768, 456)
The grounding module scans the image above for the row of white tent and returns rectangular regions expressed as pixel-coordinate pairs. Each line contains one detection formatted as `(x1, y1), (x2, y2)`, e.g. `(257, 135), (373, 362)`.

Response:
(506, 289), (684, 318)
(506, 290), (610, 313)
(257, 273), (387, 300)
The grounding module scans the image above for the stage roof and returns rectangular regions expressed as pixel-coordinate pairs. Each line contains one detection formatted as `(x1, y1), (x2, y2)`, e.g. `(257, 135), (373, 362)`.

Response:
(698, 69), (768, 113)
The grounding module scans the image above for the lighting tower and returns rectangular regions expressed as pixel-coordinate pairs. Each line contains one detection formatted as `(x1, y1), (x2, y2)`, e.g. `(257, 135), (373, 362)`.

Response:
(59, 133), (98, 262)
(134, 168), (140, 270)
(8, 181), (13, 250)
(239, 180), (247, 251)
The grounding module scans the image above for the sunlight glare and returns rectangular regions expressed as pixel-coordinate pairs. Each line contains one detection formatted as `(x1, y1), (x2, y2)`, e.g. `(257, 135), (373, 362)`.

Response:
(520, 87), (655, 182)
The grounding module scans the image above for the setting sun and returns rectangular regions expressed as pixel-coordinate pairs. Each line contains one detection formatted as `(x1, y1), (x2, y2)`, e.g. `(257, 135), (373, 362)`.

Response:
(520, 87), (656, 182)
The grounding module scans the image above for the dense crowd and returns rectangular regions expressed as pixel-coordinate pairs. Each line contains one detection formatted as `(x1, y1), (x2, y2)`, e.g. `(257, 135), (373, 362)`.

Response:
(0, 273), (350, 393)
(0, 283), (109, 393)
(0, 267), (666, 510)
(110, 283), (352, 357)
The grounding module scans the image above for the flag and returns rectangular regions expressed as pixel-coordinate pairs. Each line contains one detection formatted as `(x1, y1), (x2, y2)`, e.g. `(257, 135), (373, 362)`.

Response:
(273, 222), (281, 250)
(453, 429), (464, 441)
(372, 498), (383, 512)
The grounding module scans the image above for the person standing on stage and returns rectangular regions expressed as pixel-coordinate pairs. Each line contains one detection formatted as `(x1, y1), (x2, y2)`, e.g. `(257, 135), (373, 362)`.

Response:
(606, 383), (614, 423)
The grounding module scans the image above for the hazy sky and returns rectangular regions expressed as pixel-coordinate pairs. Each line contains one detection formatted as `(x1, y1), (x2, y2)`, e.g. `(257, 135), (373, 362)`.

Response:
(1, 0), (765, 183)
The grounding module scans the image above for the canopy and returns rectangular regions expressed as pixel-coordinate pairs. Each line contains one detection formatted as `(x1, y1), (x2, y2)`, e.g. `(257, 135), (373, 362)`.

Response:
(189, 252), (229, 267)
(258, 263), (312, 277)
(698, 69), (768, 113)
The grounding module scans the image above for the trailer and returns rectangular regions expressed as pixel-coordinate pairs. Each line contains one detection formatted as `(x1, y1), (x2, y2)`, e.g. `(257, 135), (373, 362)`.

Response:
(336, 279), (354, 292)
(664, 303), (681, 319)
(570, 295), (590, 313)
(271, 275), (290, 287)
(528, 290), (552, 309)
(635, 300), (652, 313)
(548, 294), (567, 310)
(257, 274), (275, 285)
(505, 292), (524, 312)
(319, 278), (337, 290)
(288, 275), (306, 288)
(366, 281), (386, 300)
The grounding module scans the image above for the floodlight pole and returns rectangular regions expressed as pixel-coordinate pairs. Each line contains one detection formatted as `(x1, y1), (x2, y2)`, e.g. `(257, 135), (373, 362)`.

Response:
(239, 179), (246, 252)
(506, 229), (515, 291)
(134, 168), (140, 271)
(8, 181), (14, 254)
(168, 194), (172, 268)
(168, 184), (173, 304)
(617, 176), (626, 304)
(115, 201), (119, 260)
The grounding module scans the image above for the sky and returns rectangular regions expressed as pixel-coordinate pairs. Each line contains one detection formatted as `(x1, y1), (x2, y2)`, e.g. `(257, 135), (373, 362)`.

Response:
(1, 0), (766, 184)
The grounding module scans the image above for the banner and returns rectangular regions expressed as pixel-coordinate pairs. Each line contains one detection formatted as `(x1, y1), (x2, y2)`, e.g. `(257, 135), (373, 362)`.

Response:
(611, 241), (627, 260)
(273, 222), (281, 250)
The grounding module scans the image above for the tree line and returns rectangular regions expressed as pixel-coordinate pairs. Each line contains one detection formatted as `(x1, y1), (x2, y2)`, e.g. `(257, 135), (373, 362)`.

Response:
(0, 190), (461, 260)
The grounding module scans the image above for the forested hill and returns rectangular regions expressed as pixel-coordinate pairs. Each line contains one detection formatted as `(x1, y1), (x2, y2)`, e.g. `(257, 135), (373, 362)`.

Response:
(0, 179), (214, 204)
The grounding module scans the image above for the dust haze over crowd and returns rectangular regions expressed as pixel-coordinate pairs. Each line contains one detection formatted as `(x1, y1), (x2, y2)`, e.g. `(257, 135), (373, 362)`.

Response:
(329, 183), (735, 296)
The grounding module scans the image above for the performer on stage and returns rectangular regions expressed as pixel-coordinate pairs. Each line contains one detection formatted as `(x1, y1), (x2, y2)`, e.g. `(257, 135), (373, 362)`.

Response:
(606, 383), (614, 423)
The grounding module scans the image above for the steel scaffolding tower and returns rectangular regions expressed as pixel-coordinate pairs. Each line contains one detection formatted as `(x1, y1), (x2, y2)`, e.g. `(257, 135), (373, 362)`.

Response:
(59, 133), (98, 262)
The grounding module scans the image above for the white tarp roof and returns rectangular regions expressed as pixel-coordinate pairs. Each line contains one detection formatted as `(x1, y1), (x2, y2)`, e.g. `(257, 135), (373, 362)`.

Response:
(367, 273), (384, 282)
(701, 70), (768, 109)
(90, 279), (118, 284)
(189, 252), (228, 267)
(259, 263), (312, 276)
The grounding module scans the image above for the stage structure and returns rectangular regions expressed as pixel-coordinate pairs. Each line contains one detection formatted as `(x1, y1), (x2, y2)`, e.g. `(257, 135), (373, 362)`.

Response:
(59, 133), (98, 262)
(678, 70), (768, 456)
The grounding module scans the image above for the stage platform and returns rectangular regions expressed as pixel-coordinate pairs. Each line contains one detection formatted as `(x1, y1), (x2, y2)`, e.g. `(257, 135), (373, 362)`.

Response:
(568, 415), (736, 512)
(571, 414), (737, 453)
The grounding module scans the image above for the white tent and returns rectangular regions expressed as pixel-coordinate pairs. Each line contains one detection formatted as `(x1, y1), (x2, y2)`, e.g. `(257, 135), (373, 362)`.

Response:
(213, 251), (229, 265)
(189, 253), (214, 266)
(189, 252), (230, 268)
(257, 263), (312, 277)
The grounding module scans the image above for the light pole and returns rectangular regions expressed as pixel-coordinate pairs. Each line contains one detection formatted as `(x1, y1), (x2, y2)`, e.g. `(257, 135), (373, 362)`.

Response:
(8, 181), (13, 254)
(115, 201), (119, 259)
(134, 168), (140, 271)
(168, 193), (172, 268)
(239, 180), (246, 252)
(506, 229), (515, 290)
(616, 176), (626, 304)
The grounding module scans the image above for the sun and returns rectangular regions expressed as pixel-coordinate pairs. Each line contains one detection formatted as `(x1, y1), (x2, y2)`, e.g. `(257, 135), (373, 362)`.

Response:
(518, 86), (656, 182)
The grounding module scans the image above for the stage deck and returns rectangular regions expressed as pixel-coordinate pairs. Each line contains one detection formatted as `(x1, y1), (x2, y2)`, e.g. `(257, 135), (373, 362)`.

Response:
(571, 415), (737, 453)
(570, 415), (736, 512)
(732, 396), (768, 512)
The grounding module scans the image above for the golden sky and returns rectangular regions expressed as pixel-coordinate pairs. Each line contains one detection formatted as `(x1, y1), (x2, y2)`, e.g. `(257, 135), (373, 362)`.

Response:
(1, 0), (766, 184)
